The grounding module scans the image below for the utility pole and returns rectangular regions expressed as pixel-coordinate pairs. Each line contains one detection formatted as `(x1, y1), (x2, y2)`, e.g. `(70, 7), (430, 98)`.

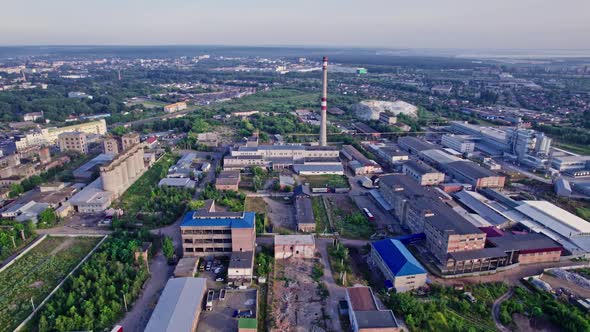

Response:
(123, 293), (128, 311)
(31, 297), (36, 312)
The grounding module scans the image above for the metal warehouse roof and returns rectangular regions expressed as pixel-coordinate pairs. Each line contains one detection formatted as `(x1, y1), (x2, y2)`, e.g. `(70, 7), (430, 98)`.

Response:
(372, 239), (426, 276)
(515, 200), (590, 237)
(454, 190), (511, 227)
(144, 277), (207, 332)
(180, 211), (255, 229)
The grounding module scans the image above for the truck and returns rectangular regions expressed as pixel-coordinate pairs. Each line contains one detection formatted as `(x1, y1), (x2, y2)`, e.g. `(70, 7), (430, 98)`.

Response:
(362, 208), (375, 222)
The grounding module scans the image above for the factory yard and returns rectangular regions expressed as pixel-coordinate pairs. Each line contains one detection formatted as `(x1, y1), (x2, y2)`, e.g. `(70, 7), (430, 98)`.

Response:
(271, 259), (327, 332)
(0, 236), (101, 331)
(197, 289), (257, 332)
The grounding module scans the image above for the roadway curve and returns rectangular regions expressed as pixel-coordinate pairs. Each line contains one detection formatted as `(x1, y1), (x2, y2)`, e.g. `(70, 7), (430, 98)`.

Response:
(492, 288), (514, 332)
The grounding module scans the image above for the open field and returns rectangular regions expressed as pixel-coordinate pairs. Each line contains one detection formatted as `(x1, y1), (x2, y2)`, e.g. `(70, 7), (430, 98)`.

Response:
(325, 195), (375, 239)
(0, 236), (101, 331)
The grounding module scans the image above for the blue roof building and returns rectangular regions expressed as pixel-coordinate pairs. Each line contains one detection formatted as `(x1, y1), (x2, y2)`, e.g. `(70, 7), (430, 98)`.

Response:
(180, 200), (256, 257)
(371, 239), (427, 292)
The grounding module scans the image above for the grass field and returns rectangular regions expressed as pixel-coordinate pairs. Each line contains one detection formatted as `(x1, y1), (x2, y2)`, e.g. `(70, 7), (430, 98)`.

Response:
(301, 175), (350, 189)
(0, 236), (101, 331)
(115, 153), (177, 212)
(312, 196), (331, 234)
(555, 142), (590, 155)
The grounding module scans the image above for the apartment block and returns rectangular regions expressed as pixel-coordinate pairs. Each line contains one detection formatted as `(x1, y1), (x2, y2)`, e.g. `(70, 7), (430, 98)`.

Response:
(58, 132), (88, 153)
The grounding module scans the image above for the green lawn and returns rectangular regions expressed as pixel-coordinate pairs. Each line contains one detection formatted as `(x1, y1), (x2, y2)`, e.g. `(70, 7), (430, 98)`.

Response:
(333, 212), (375, 239)
(0, 236), (101, 331)
(302, 175), (350, 189)
(577, 207), (590, 222)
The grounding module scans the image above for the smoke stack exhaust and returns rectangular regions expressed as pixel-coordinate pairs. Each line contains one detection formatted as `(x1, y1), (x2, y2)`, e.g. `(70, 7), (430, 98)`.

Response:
(319, 56), (328, 146)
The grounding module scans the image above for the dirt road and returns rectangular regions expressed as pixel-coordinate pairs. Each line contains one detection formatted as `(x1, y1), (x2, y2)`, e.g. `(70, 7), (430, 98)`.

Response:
(316, 238), (345, 332)
(492, 288), (513, 332)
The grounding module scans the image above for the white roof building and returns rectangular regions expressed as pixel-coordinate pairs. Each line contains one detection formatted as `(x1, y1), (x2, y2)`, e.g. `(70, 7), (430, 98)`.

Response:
(515, 200), (590, 254)
(145, 277), (208, 332)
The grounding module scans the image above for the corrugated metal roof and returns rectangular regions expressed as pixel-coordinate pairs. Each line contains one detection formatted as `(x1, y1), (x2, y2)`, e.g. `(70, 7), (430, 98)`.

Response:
(144, 277), (207, 332)
(372, 239), (426, 276)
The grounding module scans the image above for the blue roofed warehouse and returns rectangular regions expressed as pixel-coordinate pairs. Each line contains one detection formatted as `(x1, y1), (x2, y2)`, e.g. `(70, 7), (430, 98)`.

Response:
(371, 238), (427, 292)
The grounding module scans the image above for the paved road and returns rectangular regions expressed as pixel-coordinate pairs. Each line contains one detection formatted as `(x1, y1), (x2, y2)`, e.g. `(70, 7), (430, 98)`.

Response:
(492, 288), (513, 332)
(117, 252), (174, 332)
(316, 238), (345, 332)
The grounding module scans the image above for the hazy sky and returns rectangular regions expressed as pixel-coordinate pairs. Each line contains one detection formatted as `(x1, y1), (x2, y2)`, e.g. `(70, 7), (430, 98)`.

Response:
(1, 0), (589, 49)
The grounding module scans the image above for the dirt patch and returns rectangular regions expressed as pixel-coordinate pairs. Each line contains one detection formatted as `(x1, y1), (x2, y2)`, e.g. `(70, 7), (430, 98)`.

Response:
(49, 237), (75, 255)
(513, 313), (561, 332)
(271, 259), (326, 332)
(28, 281), (44, 288)
(540, 273), (590, 298)
(264, 197), (295, 232)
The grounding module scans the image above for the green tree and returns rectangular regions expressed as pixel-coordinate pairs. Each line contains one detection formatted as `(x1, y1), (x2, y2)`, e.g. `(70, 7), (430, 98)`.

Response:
(188, 200), (206, 210)
(162, 236), (174, 260)
(38, 208), (58, 228)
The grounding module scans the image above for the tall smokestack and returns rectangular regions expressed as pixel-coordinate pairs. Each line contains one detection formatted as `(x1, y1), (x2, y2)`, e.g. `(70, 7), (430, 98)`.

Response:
(319, 56), (328, 146)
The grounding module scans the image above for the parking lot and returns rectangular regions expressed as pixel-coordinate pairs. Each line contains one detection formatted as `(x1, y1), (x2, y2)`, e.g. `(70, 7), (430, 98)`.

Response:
(197, 289), (257, 332)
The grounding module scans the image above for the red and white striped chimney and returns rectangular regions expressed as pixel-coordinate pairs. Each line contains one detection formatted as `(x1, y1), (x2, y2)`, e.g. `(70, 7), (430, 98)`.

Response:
(319, 56), (328, 146)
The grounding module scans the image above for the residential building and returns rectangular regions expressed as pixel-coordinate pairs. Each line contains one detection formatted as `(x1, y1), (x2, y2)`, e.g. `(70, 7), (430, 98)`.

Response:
(371, 239), (427, 292)
(274, 234), (315, 259)
(58, 132), (88, 153)
(163, 101), (187, 113)
(144, 277), (207, 332)
(402, 160), (445, 186)
(346, 286), (400, 332)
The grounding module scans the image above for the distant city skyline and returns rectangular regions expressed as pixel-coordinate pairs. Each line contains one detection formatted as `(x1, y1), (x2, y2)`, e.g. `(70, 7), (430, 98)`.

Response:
(1, 0), (589, 50)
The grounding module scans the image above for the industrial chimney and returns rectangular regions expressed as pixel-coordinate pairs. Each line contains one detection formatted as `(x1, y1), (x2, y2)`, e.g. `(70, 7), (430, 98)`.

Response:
(319, 56), (328, 146)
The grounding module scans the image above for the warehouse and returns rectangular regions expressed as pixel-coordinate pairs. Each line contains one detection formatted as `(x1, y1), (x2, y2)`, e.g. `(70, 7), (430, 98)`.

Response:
(486, 232), (562, 265)
(398, 136), (436, 154)
(515, 200), (590, 253)
(295, 196), (316, 232)
(145, 277), (208, 332)
(453, 190), (515, 229)
(371, 239), (427, 292)
(346, 286), (400, 332)
(402, 159), (445, 186)
(445, 160), (505, 189)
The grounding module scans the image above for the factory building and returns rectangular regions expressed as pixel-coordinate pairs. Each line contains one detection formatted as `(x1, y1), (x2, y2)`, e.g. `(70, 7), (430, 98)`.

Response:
(402, 160), (445, 186)
(225, 144), (342, 174)
(341, 145), (383, 175)
(551, 155), (590, 175)
(379, 175), (486, 265)
(371, 239), (427, 292)
(397, 137), (436, 154)
(441, 134), (476, 153)
(58, 132), (88, 153)
(180, 200), (256, 256)
(99, 142), (146, 198)
(445, 161), (505, 189)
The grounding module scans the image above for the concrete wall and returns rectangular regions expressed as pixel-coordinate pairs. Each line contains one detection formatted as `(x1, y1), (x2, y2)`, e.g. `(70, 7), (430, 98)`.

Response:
(274, 243), (315, 259)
